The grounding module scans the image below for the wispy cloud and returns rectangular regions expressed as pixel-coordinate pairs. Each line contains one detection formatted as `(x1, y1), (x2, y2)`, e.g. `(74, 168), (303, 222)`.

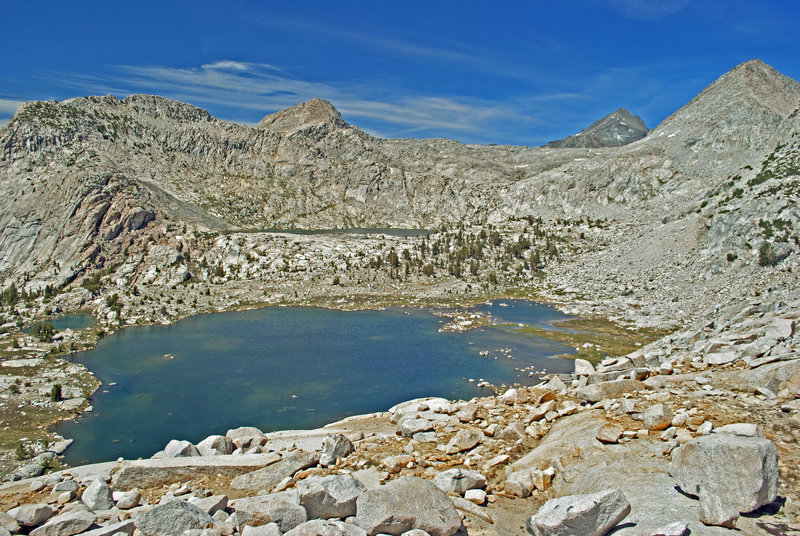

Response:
(257, 16), (558, 86)
(53, 60), (537, 142)
(603, 0), (690, 20)
(200, 60), (283, 73)
(38, 53), (711, 145)
(0, 98), (25, 116)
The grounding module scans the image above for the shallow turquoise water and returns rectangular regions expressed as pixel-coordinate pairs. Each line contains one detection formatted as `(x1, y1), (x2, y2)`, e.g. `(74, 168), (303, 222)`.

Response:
(25, 313), (96, 334)
(57, 301), (574, 465)
(51, 313), (96, 331)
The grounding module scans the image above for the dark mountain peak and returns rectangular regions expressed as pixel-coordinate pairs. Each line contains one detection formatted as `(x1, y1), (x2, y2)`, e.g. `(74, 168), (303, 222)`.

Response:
(546, 107), (648, 148)
(257, 98), (347, 134)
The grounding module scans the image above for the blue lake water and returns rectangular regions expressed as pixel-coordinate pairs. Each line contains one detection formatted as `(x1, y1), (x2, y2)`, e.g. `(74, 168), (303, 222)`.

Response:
(56, 300), (574, 465)
(51, 313), (96, 331)
(25, 313), (96, 334)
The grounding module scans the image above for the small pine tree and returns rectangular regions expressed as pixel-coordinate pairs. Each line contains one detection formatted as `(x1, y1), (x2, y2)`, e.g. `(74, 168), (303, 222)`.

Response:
(50, 384), (62, 402)
(31, 321), (56, 342)
(759, 242), (776, 267)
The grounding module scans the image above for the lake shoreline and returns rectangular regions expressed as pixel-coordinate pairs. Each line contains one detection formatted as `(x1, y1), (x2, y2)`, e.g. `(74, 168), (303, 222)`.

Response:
(54, 300), (581, 465)
(1, 287), (664, 478)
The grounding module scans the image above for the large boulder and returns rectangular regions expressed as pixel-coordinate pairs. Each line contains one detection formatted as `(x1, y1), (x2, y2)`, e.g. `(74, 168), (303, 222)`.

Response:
(111, 453), (281, 490)
(231, 450), (319, 491)
(298, 474), (366, 520)
(719, 359), (800, 395)
(8, 504), (55, 527)
(669, 433), (778, 512)
(698, 489), (738, 528)
(650, 521), (689, 536)
(188, 495), (229, 516)
(433, 468), (486, 496)
(508, 410), (608, 475)
(77, 519), (136, 536)
(642, 403), (673, 431)
(354, 476), (462, 536)
(399, 418), (434, 438)
(283, 519), (367, 536)
(319, 434), (355, 467)
(504, 469), (536, 498)
(29, 509), (96, 536)
(230, 492), (307, 533)
(504, 467), (555, 498)
(0, 511), (20, 533)
(525, 489), (631, 536)
(444, 428), (481, 454)
(134, 500), (214, 536)
(113, 489), (142, 509)
(576, 379), (647, 402)
(163, 439), (200, 458)
(714, 423), (763, 438)
(456, 404), (478, 423)
(226, 426), (267, 449)
(242, 524), (281, 536)
(574, 358), (596, 376)
(81, 479), (114, 511)
(197, 435), (235, 456)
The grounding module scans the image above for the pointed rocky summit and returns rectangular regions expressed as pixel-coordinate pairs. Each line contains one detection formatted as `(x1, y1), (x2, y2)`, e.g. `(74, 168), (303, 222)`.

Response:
(257, 98), (347, 134)
(546, 108), (648, 148)
(648, 59), (800, 153)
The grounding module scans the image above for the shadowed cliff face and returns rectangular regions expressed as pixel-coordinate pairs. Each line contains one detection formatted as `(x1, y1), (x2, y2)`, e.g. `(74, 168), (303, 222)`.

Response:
(0, 60), (799, 305)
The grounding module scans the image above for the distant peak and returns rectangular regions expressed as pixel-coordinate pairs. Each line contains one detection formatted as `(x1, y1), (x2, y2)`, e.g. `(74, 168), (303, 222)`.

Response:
(611, 107), (635, 117)
(257, 98), (347, 133)
(545, 107), (648, 149)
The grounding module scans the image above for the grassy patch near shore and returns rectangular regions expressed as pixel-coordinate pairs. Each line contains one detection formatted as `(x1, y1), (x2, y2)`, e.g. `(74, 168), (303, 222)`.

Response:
(516, 317), (669, 364)
(0, 349), (28, 359)
(0, 356), (100, 477)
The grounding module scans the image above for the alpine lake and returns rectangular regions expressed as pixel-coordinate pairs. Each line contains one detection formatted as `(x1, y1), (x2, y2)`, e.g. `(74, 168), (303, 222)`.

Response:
(56, 300), (578, 465)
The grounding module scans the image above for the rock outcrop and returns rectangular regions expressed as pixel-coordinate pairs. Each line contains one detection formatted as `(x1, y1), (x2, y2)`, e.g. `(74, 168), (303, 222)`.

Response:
(669, 433), (779, 513)
(525, 488), (631, 536)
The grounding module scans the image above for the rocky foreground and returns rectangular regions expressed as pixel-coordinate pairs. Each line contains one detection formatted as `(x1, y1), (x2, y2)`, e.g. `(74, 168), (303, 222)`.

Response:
(0, 286), (797, 536)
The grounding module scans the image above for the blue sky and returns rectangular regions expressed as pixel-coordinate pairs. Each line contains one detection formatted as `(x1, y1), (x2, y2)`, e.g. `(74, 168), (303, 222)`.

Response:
(1, 0), (798, 145)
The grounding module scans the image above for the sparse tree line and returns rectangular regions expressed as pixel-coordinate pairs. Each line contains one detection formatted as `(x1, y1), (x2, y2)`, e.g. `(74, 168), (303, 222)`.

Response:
(0, 282), (57, 309)
(347, 218), (567, 287)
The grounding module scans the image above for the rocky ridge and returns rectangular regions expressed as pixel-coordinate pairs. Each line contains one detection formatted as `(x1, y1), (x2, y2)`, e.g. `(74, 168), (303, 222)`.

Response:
(0, 60), (798, 330)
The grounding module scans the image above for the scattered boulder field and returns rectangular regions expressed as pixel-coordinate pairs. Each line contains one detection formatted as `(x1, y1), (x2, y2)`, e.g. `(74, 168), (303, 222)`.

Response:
(0, 287), (797, 536)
